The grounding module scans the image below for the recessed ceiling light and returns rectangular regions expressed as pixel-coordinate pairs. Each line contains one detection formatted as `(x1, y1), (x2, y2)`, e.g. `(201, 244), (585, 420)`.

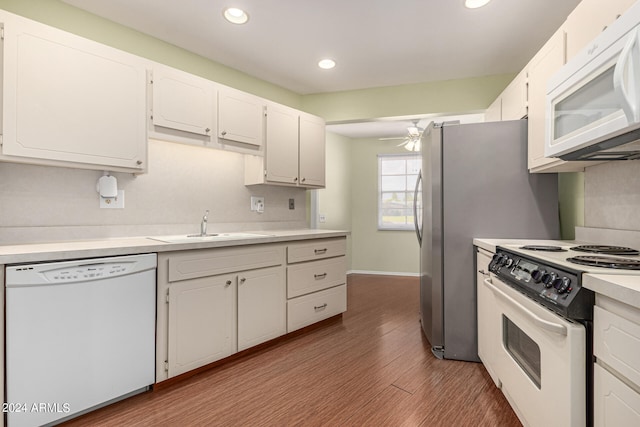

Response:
(223, 7), (249, 24)
(318, 59), (336, 70)
(464, 0), (491, 9)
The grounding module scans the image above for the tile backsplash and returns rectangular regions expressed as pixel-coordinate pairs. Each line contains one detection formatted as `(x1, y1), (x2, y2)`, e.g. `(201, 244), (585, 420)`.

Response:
(0, 139), (307, 244)
(584, 160), (640, 231)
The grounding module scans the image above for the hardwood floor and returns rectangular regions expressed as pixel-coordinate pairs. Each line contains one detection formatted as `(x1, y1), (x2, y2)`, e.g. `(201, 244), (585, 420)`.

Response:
(63, 274), (521, 426)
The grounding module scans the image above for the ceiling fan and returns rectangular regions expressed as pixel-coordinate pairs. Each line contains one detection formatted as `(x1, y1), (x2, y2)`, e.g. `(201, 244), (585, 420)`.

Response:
(380, 120), (423, 152)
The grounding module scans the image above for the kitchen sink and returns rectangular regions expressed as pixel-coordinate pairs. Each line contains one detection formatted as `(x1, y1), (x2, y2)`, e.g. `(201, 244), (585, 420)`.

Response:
(147, 232), (274, 244)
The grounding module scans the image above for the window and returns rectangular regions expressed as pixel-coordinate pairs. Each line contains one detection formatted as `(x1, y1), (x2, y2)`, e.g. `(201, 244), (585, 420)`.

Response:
(378, 154), (421, 230)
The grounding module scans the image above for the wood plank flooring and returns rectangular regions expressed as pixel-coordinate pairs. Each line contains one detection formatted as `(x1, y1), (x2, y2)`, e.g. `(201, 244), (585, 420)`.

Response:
(63, 274), (521, 426)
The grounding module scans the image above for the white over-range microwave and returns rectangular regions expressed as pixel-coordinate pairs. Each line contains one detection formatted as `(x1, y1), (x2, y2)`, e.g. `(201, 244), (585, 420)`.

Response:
(546, 1), (640, 161)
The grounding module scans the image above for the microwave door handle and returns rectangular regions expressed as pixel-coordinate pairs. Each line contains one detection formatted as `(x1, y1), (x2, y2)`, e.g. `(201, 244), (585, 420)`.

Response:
(483, 277), (568, 336)
(614, 27), (640, 122)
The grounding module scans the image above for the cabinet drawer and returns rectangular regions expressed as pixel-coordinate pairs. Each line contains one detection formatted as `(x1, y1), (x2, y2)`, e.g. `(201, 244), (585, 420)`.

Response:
(287, 284), (346, 332)
(594, 363), (640, 427)
(594, 305), (640, 387)
(287, 256), (346, 298)
(168, 245), (284, 282)
(287, 238), (346, 263)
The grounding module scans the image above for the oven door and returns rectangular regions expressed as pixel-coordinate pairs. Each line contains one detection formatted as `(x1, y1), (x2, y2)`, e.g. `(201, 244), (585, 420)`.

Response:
(483, 276), (586, 427)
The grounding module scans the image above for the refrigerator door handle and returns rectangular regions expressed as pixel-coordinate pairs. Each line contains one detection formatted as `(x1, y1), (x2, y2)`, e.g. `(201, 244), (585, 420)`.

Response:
(413, 170), (422, 246)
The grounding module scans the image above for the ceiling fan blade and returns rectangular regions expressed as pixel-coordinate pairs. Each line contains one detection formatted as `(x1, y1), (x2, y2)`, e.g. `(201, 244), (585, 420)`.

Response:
(379, 137), (407, 141)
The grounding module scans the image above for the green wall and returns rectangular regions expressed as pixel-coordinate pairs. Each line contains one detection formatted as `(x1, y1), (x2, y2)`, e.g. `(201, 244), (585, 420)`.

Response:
(302, 74), (515, 122)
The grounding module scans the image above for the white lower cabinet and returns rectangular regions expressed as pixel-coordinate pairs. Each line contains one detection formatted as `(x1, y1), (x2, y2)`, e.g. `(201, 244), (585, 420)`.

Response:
(594, 363), (640, 427)
(593, 297), (640, 426)
(286, 238), (348, 332)
(237, 266), (286, 351)
(157, 244), (286, 381)
(287, 285), (347, 332)
(167, 273), (237, 377)
(156, 237), (347, 383)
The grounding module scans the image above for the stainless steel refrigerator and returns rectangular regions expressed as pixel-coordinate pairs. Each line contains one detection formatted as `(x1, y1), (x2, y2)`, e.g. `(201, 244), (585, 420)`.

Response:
(414, 120), (560, 362)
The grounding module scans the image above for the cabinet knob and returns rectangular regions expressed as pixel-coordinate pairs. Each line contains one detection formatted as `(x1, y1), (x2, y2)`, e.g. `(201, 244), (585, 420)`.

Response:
(301, 177), (306, 183)
(294, 177), (298, 182)
(225, 280), (232, 287)
(240, 277), (246, 284)
(205, 128), (211, 133)
(221, 130), (227, 136)
(136, 160), (143, 166)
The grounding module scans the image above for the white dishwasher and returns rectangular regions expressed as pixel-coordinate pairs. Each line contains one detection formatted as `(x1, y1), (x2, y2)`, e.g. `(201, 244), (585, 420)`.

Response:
(5, 253), (157, 427)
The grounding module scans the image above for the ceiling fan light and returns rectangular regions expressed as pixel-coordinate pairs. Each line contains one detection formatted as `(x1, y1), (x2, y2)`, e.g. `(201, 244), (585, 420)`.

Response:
(223, 7), (249, 24)
(464, 0), (491, 9)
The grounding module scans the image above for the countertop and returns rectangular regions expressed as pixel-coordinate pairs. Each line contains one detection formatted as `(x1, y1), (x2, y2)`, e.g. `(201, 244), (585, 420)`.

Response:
(584, 274), (640, 310)
(0, 229), (349, 265)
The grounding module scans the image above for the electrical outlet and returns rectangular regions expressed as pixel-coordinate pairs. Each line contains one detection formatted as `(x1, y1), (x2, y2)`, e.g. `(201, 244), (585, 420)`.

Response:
(100, 190), (125, 209)
(289, 198), (295, 209)
(250, 196), (265, 213)
(319, 214), (326, 223)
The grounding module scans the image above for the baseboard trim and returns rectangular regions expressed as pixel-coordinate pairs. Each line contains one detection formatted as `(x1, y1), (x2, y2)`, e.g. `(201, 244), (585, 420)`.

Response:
(348, 270), (419, 277)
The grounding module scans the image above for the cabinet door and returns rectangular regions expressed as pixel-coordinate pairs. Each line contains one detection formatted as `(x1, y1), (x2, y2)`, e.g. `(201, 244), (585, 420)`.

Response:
(167, 274), (237, 377)
(565, 0), (636, 61)
(485, 97), (502, 122)
(299, 112), (326, 188)
(2, 14), (147, 172)
(237, 266), (286, 351)
(218, 87), (265, 147)
(151, 65), (216, 138)
(476, 249), (501, 388)
(594, 363), (640, 427)
(527, 28), (567, 171)
(501, 69), (528, 121)
(265, 103), (299, 184)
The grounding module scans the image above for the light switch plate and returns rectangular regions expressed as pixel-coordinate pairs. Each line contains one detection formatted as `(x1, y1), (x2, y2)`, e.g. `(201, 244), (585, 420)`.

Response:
(319, 214), (326, 223)
(100, 190), (125, 209)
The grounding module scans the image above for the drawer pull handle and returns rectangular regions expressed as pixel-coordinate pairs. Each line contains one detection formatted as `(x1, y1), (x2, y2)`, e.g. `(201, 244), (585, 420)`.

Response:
(314, 248), (327, 255)
(314, 273), (327, 280)
(314, 303), (328, 311)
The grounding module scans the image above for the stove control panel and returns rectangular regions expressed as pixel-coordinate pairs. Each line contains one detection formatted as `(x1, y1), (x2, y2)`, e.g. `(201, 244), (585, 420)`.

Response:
(489, 248), (593, 320)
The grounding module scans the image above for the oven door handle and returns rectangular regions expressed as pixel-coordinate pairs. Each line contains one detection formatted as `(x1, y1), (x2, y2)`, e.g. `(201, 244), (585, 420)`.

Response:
(483, 278), (567, 336)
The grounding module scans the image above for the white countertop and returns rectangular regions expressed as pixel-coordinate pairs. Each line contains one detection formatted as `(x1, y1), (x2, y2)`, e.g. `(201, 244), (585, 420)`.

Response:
(0, 229), (349, 265)
(584, 274), (640, 309)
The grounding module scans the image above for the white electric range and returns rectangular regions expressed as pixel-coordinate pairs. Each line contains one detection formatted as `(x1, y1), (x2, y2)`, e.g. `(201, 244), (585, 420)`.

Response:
(482, 241), (640, 427)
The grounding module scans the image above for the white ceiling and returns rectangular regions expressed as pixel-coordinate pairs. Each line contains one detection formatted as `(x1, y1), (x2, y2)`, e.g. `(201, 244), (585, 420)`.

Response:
(61, 0), (581, 95)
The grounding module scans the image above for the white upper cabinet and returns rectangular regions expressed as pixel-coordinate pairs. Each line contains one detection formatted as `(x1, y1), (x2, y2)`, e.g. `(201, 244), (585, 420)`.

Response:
(150, 65), (216, 144)
(486, 68), (528, 122)
(0, 12), (148, 173)
(527, 27), (567, 172)
(244, 109), (326, 188)
(500, 68), (528, 121)
(218, 86), (265, 147)
(265, 102), (300, 184)
(565, 0), (636, 61)
(299, 112), (326, 188)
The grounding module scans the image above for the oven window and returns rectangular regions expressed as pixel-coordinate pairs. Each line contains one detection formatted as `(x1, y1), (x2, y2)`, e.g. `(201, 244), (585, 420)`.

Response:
(503, 315), (541, 389)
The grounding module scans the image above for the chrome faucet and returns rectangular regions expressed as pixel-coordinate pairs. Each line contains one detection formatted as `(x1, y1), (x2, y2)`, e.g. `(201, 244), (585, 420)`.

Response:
(200, 210), (209, 236)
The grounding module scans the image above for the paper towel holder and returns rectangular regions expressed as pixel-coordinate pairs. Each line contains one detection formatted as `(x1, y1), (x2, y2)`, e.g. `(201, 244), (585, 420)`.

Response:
(96, 173), (118, 198)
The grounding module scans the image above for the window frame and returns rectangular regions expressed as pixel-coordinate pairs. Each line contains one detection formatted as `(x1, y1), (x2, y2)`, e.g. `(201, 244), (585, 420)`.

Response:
(377, 153), (421, 231)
